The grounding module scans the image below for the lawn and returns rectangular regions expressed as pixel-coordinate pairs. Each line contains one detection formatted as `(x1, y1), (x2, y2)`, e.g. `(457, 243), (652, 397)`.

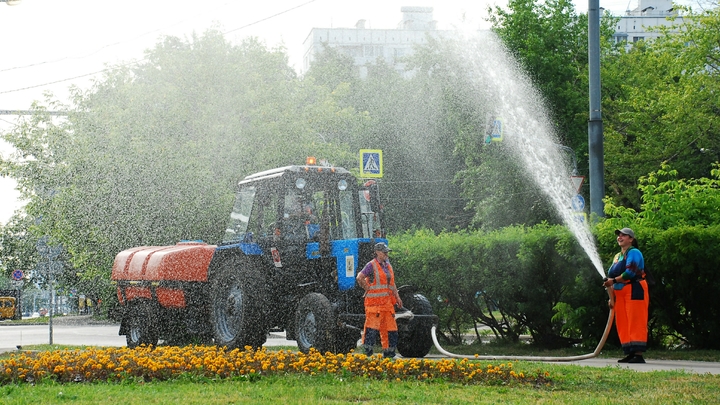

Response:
(1, 366), (718, 404)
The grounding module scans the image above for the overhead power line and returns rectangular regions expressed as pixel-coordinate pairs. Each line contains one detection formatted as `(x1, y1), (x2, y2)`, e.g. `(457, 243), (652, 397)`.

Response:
(0, 0), (318, 96)
(0, 110), (67, 115)
(223, 0), (316, 34)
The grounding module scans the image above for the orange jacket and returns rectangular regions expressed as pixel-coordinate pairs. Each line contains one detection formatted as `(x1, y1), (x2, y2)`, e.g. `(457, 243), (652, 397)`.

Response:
(364, 259), (397, 309)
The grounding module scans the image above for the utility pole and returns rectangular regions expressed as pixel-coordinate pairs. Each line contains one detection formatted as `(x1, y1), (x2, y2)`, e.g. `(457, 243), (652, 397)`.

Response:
(588, 0), (605, 218)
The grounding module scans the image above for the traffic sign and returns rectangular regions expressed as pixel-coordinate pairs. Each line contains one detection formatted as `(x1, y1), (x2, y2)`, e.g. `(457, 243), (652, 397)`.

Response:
(485, 118), (503, 143)
(12, 269), (23, 281)
(571, 176), (585, 193)
(359, 149), (383, 178)
(573, 212), (588, 224)
(571, 194), (585, 211)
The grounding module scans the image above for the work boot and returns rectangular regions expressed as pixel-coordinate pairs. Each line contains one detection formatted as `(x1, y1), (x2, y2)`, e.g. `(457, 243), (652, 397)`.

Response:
(363, 344), (374, 356)
(628, 355), (645, 364)
(383, 347), (396, 359)
(617, 354), (635, 363)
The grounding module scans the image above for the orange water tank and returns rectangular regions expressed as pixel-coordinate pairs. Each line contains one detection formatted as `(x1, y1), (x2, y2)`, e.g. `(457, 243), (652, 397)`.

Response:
(111, 241), (217, 282)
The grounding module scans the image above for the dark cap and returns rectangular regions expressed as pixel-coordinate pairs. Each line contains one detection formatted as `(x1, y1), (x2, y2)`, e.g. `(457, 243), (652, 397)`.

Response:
(615, 228), (636, 239)
(374, 242), (392, 253)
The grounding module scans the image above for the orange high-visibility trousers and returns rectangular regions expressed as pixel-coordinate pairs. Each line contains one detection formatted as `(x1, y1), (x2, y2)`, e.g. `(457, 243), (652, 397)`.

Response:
(614, 279), (649, 355)
(363, 306), (398, 349)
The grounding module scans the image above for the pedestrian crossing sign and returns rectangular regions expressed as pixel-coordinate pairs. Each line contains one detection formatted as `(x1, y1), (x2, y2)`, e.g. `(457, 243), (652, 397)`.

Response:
(360, 149), (383, 178)
(484, 118), (504, 144)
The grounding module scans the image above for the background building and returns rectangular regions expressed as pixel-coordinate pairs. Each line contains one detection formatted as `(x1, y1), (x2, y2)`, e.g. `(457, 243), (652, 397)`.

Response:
(302, 6), (453, 78)
(612, 0), (684, 45)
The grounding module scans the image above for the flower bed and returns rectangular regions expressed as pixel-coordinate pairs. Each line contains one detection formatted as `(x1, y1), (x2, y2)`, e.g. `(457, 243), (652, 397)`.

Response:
(1, 346), (551, 386)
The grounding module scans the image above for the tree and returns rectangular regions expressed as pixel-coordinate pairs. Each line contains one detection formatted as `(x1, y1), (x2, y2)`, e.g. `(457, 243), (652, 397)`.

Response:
(1, 30), (366, 306)
(306, 41), (471, 232)
(601, 7), (720, 209)
(404, 35), (565, 230)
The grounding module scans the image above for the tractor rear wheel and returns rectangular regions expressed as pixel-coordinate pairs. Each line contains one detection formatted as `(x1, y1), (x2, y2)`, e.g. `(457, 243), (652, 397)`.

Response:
(211, 264), (267, 350)
(397, 293), (434, 358)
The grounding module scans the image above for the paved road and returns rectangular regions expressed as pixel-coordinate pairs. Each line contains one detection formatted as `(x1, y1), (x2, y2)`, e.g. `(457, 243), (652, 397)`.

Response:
(0, 317), (294, 351)
(2, 317), (719, 375)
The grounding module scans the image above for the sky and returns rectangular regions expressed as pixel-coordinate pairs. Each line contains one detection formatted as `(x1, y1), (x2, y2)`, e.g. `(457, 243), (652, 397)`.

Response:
(0, 0), (684, 225)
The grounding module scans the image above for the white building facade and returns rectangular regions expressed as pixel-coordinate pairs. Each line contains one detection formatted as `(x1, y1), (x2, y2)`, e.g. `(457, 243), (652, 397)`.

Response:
(302, 6), (453, 78)
(612, 0), (684, 44)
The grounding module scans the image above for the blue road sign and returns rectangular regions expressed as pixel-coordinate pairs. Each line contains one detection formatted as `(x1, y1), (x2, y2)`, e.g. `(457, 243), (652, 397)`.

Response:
(573, 212), (588, 224)
(571, 194), (585, 211)
(12, 269), (23, 281)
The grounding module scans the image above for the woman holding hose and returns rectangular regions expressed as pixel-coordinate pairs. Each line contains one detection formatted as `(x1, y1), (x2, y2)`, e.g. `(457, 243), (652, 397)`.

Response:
(603, 228), (649, 364)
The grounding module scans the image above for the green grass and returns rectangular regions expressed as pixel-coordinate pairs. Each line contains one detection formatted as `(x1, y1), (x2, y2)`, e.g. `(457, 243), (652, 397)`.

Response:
(0, 317), (51, 325)
(1, 367), (718, 404)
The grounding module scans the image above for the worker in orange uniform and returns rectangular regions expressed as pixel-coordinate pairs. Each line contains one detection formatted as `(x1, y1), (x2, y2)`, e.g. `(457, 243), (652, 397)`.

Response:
(603, 228), (649, 363)
(356, 242), (404, 358)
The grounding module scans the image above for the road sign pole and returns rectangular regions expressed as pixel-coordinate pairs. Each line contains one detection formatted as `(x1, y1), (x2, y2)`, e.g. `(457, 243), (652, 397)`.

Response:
(48, 273), (54, 345)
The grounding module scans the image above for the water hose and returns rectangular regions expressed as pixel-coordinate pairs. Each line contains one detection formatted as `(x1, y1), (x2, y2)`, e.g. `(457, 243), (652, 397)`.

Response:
(431, 286), (615, 362)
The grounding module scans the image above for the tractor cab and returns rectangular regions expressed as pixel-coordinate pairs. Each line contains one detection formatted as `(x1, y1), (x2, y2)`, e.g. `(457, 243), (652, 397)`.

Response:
(223, 164), (383, 247)
(220, 163), (386, 292)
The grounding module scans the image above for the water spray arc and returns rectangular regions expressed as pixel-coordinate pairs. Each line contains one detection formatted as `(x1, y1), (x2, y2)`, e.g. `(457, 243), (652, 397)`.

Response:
(462, 31), (605, 277)
(430, 287), (614, 361)
(426, 29), (615, 360)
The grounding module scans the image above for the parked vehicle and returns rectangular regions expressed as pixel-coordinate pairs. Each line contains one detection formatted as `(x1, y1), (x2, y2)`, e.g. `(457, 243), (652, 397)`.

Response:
(0, 297), (16, 320)
(111, 162), (436, 356)
(0, 289), (21, 320)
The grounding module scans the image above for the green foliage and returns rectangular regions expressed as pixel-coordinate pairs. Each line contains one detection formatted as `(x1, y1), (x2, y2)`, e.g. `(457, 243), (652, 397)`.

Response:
(0, 30), (366, 302)
(307, 41), (471, 232)
(598, 164), (720, 349)
(391, 224), (596, 348)
(405, 36), (561, 230)
(602, 7), (720, 209)
(487, 0), (616, 155)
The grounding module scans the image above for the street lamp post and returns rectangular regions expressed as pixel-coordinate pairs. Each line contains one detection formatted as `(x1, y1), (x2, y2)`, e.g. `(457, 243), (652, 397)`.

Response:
(588, 0), (605, 218)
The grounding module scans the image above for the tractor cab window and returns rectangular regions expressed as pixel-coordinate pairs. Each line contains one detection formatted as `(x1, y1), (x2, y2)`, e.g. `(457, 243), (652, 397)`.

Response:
(248, 188), (280, 240)
(281, 176), (359, 242)
(223, 186), (256, 243)
(339, 189), (357, 239)
(282, 190), (317, 241)
(312, 187), (360, 241)
(359, 194), (381, 238)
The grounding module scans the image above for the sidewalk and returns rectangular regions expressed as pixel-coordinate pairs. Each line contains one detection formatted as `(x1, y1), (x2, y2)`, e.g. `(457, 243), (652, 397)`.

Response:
(564, 357), (720, 375)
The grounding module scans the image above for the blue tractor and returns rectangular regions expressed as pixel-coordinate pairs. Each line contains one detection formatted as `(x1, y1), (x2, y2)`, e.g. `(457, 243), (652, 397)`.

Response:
(113, 163), (436, 357)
